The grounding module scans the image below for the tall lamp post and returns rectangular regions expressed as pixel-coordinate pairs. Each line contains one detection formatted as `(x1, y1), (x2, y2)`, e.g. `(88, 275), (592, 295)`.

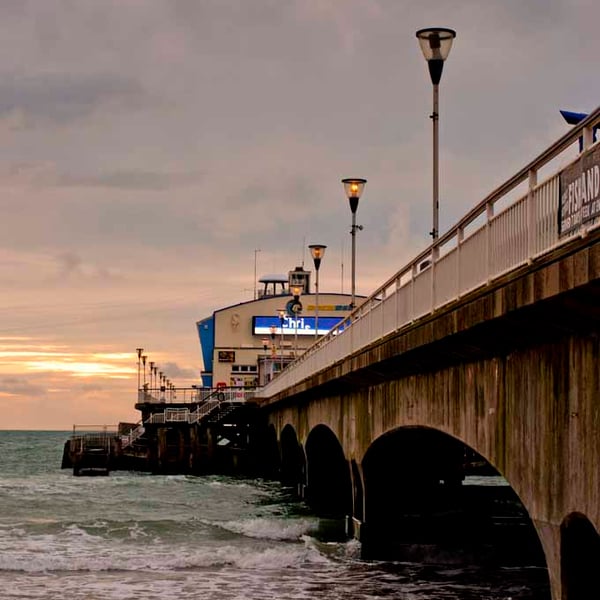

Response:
(341, 178), (367, 309)
(136, 348), (144, 392)
(149, 361), (155, 397)
(142, 355), (148, 394)
(278, 309), (285, 371)
(291, 284), (303, 356)
(416, 27), (456, 241)
(308, 244), (327, 339)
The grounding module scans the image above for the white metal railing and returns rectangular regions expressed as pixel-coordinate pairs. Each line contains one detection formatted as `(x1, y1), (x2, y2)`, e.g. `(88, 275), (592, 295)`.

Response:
(137, 387), (215, 404)
(138, 387), (252, 427)
(258, 107), (600, 400)
(70, 425), (117, 452)
(121, 422), (145, 448)
(189, 399), (220, 424)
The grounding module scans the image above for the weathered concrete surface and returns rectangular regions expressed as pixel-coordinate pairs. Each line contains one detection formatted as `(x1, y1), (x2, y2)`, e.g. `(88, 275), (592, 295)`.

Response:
(262, 229), (600, 600)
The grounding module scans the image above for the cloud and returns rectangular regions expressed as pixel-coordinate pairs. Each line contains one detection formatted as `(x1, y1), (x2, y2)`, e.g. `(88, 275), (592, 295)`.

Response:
(57, 169), (204, 191)
(0, 73), (146, 126)
(0, 377), (46, 397)
(160, 362), (198, 380)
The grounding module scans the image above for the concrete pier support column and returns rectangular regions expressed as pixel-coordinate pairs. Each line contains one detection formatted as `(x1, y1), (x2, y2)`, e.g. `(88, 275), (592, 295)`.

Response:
(535, 519), (562, 600)
(157, 428), (168, 473)
(177, 428), (186, 468)
(189, 426), (202, 473)
(206, 426), (216, 467)
(347, 459), (365, 539)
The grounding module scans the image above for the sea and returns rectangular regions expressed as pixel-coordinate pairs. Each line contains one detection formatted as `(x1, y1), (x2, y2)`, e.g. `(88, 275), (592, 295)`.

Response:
(0, 430), (550, 600)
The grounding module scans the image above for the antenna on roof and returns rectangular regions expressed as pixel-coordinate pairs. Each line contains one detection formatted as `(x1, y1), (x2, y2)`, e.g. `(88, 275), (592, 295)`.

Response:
(253, 248), (261, 300)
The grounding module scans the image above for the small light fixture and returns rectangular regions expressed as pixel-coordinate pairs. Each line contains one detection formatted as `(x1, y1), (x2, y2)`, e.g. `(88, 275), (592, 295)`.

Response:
(342, 178), (367, 214)
(308, 244), (327, 270)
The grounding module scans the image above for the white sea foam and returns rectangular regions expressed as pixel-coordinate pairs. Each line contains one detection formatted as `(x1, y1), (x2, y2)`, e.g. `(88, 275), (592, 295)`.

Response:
(0, 535), (324, 574)
(215, 517), (317, 540)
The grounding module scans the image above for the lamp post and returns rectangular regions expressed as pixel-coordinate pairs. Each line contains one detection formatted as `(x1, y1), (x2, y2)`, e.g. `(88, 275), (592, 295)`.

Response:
(291, 284), (303, 356)
(278, 309), (285, 371)
(308, 244), (327, 339)
(149, 361), (155, 397)
(341, 178), (367, 309)
(416, 27), (456, 241)
(142, 354), (148, 392)
(135, 348), (143, 391)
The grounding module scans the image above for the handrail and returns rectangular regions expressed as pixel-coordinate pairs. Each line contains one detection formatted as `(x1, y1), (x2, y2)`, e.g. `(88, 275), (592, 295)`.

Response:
(136, 386), (253, 428)
(121, 421), (145, 448)
(258, 106), (600, 399)
(135, 386), (250, 404)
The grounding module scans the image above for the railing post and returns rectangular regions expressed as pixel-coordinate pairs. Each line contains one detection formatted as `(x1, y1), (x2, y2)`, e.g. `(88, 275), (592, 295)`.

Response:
(380, 290), (386, 337)
(527, 168), (538, 258)
(395, 277), (400, 331)
(411, 263), (417, 321)
(583, 124), (594, 151)
(486, 201), (494, 282)
(457, 226), (464, 297)
(431, 246), (439, 311)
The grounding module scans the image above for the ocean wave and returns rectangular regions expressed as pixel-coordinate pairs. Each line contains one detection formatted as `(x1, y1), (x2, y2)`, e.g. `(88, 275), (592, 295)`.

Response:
(213, 517), (318, 541)
(0, 540), (327, 574)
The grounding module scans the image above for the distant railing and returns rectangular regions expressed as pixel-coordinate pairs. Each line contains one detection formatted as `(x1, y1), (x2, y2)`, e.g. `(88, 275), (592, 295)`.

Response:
(136, 386), (237, 404)
(70, 425), (118, 452)
(258, 107), (600, 399)
(120, 422), (145, 448)
(138, 386), (253, 427)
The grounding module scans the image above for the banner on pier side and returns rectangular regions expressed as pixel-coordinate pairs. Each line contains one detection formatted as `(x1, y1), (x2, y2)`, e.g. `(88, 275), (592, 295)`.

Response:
(559, 143), (600, 236)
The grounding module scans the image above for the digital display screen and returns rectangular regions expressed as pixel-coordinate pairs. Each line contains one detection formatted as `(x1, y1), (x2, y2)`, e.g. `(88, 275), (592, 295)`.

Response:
(253, 316), (345, 336)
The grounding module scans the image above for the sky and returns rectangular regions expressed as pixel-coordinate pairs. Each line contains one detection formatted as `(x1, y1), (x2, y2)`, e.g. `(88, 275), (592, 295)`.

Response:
(1, 0), (598, 429)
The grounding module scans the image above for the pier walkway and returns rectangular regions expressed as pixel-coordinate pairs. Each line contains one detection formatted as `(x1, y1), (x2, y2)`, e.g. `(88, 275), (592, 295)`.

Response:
(255, 107), (600, 600)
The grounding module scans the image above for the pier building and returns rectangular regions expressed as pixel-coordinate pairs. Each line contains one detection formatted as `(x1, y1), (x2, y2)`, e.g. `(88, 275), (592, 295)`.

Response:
(197, 266), (357, 388)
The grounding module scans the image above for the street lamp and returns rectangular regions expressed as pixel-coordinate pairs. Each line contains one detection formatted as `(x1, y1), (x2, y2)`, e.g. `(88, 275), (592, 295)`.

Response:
(149, 361), (155, 396)
(142, 354), (148, 391)
(308, 244), (327, 339)
(341, 178), (367, 309)
(416, 27), (456, 241)
(135, 348), (144, 391)
(291, 284), (303, 356)
(278, 309), (285, 371)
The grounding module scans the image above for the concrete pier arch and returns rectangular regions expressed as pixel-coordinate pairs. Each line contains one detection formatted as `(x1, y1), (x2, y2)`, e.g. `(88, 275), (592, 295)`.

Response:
(304, 425), (352, 517)
(360, 426), (547, 570)
(280, 424), (304, 491)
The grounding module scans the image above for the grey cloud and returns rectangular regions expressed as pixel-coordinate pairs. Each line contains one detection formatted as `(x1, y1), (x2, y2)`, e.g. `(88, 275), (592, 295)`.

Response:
(0, 73), (146, 125)
(161, 362), (197, 380)
(57, 170), (204, 191)
(56, 251), (82, 277)
(0, 377), (46, 397)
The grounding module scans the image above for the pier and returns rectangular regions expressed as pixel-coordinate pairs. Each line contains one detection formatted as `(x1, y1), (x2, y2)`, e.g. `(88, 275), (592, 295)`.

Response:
(62, 108), (600, 600)
(62, 387), (268, 477)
